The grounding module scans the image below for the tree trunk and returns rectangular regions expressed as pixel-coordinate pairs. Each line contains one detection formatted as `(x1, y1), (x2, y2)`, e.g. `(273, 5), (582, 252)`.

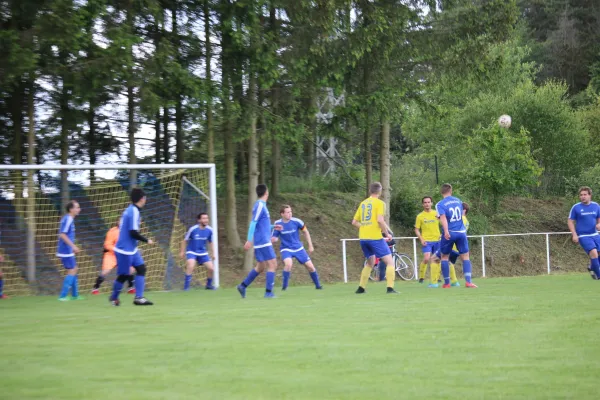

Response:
(126, 4), (137, 188)
(88, 106), (97, 182)
(244, 69), (259, 271)
(155, 110), (162, 163)
(27, 78), (36, 283)
(269, 5), (280, 196)
(10, 82), (24, 220)
(364, 127), (372, 199)
(204, 0), (214, 163)
(172, 5), (184, 163)
(221, 0), (241, 248)
(163, 105), (170, 162)
(60, 66), (70, 212)
(258, 89), (266, 182)
(380, 120), (391, 224)
(127, 82), (137, 188)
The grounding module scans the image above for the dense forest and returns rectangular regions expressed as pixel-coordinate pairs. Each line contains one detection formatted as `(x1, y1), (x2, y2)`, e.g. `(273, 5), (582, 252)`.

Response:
(2, 0), (600, 247)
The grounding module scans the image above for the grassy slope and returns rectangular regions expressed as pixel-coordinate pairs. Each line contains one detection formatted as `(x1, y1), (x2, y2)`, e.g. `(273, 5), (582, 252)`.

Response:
(216, 194), (588, 287)
(2, 276), (600, 400)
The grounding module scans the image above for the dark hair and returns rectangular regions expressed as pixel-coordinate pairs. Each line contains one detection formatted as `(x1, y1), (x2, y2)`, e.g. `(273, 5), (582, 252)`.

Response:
(280, 205), (291, 214)
(130, 188), (146, 204)
(462, 202), (470, 215)
(422, 196), (432, 203)
(256, 184), (268, 198)
(197, 212), (208, 219)
(441, 183), (452, 195)
(369, 182), (382, 194)
(579, 186), (592, 196)
(65, 200), (78, 213)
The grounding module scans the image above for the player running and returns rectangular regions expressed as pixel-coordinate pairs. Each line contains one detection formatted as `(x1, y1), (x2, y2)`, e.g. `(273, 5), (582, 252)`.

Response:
(91, 221), (135, 295)
(109, 188), (155, 306)
(436, 184), (477, 288)
(57, 200), (85, 301)
(180, 212), (216, 291)
(272, 205), (322, 291)
(568, 186), (600, 279)
(237, 184), (282, 299)
(353, 182), (398, 294)
(414, 196), (441, 284)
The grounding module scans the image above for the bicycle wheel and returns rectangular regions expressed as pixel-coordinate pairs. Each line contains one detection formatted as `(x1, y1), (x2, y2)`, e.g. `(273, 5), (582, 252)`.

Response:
(366, 259), (379, 281)
(395, 253), (416, 281)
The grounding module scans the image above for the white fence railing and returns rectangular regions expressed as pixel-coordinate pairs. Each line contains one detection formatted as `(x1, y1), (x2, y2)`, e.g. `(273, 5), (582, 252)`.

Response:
(340, 232), (574, 283)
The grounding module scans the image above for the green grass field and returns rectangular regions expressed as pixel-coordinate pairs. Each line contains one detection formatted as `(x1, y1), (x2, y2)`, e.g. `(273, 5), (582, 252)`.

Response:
(2, 275), (600, 399)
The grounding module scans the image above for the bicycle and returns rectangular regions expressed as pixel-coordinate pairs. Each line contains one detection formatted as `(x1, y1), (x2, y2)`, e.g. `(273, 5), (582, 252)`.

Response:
(365, 243), (416, 281)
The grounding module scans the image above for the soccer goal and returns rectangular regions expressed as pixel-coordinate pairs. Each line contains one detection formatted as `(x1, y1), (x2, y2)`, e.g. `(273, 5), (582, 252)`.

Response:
(0, 164), (218, 296)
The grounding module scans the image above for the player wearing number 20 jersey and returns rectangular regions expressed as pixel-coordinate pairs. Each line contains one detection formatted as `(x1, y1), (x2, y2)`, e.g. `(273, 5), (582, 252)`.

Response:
(435, 183), (476, 288)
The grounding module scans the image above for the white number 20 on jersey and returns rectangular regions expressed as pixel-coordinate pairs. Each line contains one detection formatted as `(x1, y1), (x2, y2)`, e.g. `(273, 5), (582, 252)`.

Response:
(449, 206), (462, 222)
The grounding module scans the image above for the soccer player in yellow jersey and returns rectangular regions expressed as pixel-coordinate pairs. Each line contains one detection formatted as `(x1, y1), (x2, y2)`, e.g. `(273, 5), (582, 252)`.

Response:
(352, 182), (398, 294)
(414, 196), (440, 284)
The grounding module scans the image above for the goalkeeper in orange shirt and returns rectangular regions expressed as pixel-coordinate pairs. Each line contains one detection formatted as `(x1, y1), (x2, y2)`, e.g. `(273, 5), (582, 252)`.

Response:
(91, 221), (135, 295)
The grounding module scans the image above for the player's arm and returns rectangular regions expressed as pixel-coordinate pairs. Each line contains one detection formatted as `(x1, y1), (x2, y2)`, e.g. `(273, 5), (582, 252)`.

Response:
(439, 214), (450, 240)
(567, 218), (578, 243)
(59, 218), (80, 253)
(352, 206), (362, 229)
(104, 229), (116, 253)
(414, 216), (426, 246)
(376, 215), (392, 241)
(302, 226), (314, 253)
(271, 225), (280, 243)
(130, 211), (153, 245)
(244, 221), (257, 250)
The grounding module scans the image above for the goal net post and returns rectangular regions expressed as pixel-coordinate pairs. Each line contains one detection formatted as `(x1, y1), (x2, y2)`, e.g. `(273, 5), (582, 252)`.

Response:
(0, 164), (219, 296)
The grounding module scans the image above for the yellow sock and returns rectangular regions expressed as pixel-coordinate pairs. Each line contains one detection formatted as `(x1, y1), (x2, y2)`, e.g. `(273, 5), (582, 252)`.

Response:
(418, 262), (428, 280)
(449, 263), (458, 283)
(430, 262), (441, 283)
(386, 265), (395, 288)
(359, 266), (372, 288)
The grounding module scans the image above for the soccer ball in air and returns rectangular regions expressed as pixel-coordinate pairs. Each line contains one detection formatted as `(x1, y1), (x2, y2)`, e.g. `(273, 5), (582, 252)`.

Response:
(498, 114), (512, 128)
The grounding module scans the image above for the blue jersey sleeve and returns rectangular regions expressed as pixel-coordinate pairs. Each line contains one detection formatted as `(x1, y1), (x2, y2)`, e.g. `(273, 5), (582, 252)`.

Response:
(207, 229), (213, 243)
(272, 226), (281, 237)
(60, 216), (73, 234)
(569, 204), (577, 220)
(435, 202), (445, 218)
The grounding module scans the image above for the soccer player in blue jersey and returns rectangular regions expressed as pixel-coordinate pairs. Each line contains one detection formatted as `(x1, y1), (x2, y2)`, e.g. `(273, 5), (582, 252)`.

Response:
(180, 212), (216, 290)
(272, 205), (322, 291)
(435, 184), (477, 288)
(57, 200), (84, 301)
(568, 186), (600, 279)
(237, 184), (282, 299)
(110, 188), (155, 306)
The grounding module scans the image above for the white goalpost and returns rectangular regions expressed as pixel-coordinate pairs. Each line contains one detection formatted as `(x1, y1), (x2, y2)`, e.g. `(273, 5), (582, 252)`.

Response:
(0, 164), (219, 296)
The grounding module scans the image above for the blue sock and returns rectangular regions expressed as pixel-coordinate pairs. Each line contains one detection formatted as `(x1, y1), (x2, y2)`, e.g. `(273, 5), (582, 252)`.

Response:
(463, 260), (472, 283)
(378, 262), (386, 281)
(282, 271), (290, 289)
(71, 275), (79, 297)
(309, 270), (321, 288)
(111, 279), (124, 301)
(441, 261), (450, 285)
(206, 277), (213, 287)
(135, 275), (145, 298)
(0, 278), (4, 296)
(60, 275), (73, 298)
(266, 271), (275, 292)
(242, 269), (260, 287)
(591, 258), (600, 279)
(184, 274), (192, 290)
